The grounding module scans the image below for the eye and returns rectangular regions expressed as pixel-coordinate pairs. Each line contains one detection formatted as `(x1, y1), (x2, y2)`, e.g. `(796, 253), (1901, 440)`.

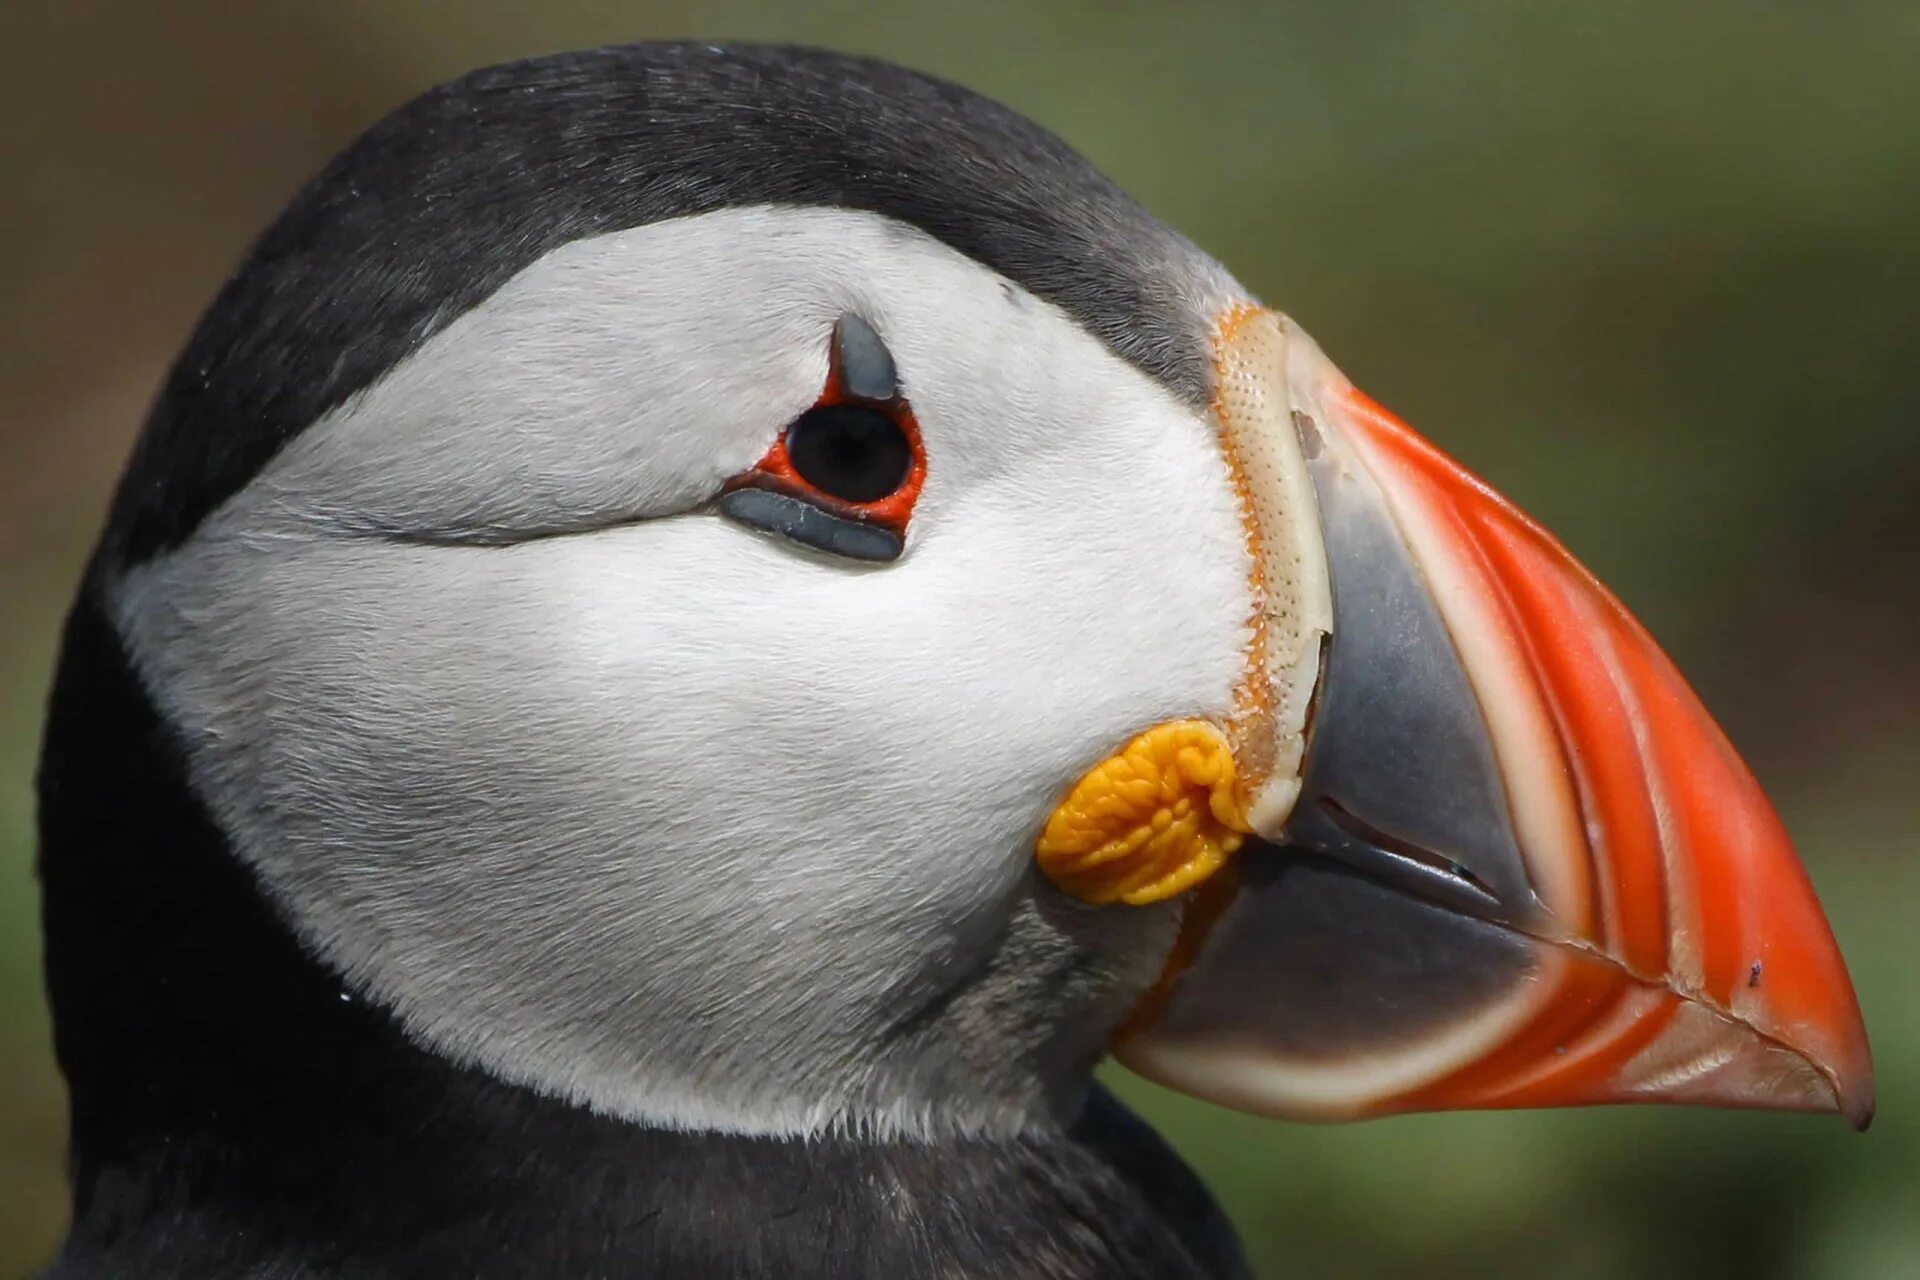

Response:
(717, 314), (926, 563)
(785, 405), (913, 504)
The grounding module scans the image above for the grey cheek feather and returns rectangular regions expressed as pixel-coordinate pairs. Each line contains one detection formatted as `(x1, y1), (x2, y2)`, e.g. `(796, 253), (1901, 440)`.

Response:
(715, 488), (904, 562)
(99, 202), (1257, 1143)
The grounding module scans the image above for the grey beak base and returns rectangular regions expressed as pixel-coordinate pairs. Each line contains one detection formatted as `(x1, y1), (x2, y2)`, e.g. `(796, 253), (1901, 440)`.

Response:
(1283, 434), (1546, 931)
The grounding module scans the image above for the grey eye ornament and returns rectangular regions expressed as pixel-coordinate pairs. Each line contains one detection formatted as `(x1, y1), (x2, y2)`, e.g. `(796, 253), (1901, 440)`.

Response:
(716, 314), (924, 562)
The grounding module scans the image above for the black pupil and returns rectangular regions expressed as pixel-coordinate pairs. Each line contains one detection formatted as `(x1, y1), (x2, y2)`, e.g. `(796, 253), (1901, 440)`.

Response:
(785, 405), (912, 504)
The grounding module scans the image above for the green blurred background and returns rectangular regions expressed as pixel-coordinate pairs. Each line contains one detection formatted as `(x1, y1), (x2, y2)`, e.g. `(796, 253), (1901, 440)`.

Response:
(3, 2), (1915, 1276)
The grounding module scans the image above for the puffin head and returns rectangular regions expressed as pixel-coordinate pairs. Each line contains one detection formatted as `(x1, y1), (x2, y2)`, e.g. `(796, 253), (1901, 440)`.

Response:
(49, 43), (1870, 1151)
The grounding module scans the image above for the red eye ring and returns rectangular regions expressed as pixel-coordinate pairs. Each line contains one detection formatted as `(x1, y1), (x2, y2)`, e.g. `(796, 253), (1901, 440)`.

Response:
(723, 317), (927, 539)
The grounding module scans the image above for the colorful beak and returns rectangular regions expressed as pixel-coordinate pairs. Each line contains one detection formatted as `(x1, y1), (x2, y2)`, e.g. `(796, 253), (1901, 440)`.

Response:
(1115, 310), (1874, 1128)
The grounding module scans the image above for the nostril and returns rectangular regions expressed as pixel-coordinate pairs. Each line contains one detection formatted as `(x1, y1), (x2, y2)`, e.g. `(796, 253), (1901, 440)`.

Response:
(1291, 409), (1324, 460)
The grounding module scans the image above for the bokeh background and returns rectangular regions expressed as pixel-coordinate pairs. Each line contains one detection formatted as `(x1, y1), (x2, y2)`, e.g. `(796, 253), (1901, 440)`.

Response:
(3, 2), (1916, 1276)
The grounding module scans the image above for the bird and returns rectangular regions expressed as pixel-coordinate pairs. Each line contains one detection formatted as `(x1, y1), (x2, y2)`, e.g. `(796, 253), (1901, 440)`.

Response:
(34, 41), (1873, 1279)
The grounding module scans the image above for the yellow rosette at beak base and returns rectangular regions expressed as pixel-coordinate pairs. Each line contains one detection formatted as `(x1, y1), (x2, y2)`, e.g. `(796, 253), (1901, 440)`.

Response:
(1035, 721), (1253, 906)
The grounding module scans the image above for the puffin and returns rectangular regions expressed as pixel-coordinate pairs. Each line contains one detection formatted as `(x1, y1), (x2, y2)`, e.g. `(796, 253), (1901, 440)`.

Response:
(36, 41), (1873, 1279)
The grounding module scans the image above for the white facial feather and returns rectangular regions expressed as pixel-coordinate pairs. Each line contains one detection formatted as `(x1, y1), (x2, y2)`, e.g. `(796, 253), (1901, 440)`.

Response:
(113, 206), (1255, 1138)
